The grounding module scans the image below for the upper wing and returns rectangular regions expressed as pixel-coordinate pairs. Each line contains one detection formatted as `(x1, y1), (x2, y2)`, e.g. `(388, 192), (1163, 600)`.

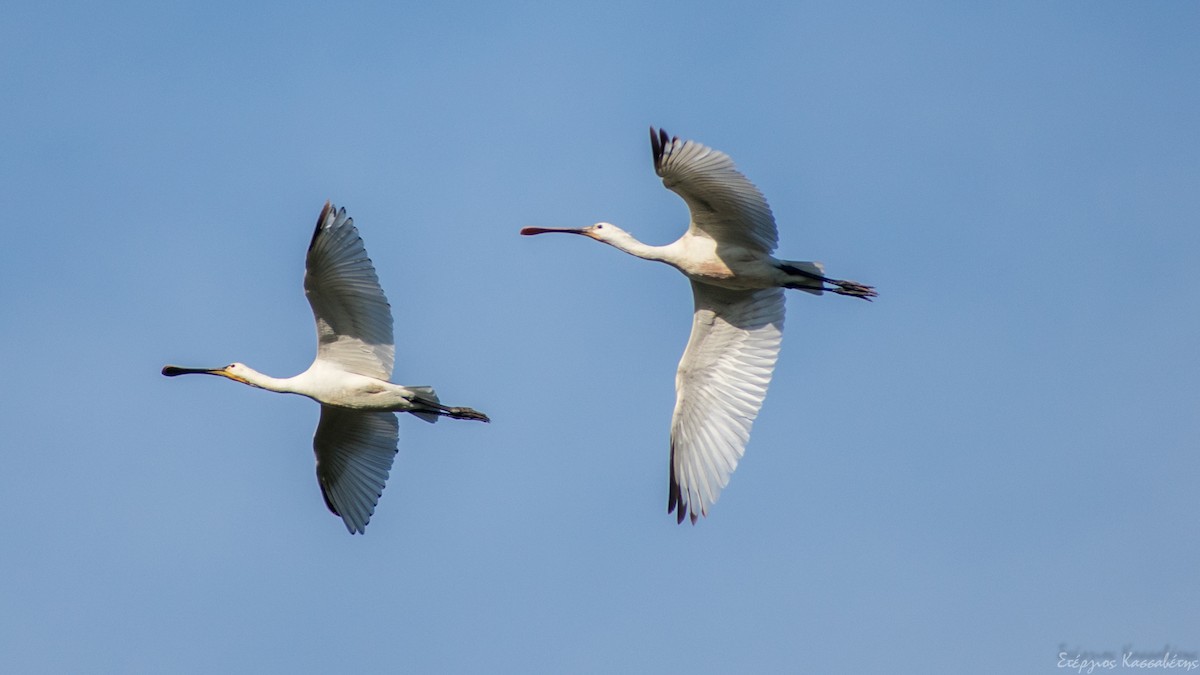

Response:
(313, 406), (399, 534)
(651, 127), (779, 255)
(668, 282), (785, 524)
(304, 202), (395, 380)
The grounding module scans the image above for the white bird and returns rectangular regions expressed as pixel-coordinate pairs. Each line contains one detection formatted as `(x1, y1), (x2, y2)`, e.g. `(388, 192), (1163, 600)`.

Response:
(164, 202), (489, 534)
(522, 127), (874, 524)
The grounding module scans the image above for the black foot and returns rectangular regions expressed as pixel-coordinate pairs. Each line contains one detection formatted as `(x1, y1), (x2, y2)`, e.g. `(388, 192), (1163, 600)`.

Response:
(447, 407), (490, 423)
(829, 279), (877, 301)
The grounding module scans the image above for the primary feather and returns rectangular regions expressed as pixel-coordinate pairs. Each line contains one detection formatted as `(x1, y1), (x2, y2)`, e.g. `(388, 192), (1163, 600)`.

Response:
(305, 203), (395, 380)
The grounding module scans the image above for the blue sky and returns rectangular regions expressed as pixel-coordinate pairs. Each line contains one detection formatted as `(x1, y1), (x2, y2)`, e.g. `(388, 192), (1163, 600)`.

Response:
(2, 2), (1198, 672)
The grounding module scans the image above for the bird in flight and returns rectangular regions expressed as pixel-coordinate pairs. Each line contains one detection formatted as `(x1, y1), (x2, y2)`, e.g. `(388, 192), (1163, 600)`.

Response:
(522, 127), (874, 523)
(164, 202), (489, 534)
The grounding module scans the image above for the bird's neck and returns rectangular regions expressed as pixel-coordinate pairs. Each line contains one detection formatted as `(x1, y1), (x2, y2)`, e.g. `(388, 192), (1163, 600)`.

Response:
(604, 232), (674, 264)
(238, 367), (298, 394)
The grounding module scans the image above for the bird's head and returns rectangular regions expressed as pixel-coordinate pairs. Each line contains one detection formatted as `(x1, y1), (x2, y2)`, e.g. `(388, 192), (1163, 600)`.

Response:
(162, 362), (255, 386)
(520, 222), (631, 245)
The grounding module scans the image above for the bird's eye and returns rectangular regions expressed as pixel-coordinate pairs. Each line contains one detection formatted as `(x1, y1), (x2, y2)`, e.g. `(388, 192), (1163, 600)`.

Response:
(595, 224), (604, 229)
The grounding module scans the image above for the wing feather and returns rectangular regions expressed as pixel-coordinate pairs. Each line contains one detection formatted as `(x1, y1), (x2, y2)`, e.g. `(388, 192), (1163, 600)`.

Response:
(668, 282), (784, 523)
(304, 202), (395, 379)
(651, 127), (779, 255)
(313, 407), (399, 534)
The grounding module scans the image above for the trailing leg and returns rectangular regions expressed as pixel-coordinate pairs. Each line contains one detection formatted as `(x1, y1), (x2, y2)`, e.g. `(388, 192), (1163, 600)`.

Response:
(779, 261), (877, 301)
(411, 395), (490, 423)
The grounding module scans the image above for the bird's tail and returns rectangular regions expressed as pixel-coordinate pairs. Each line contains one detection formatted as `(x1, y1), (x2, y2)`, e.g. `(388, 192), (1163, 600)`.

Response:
(780, 260), (826, 295)
(409, 386), (442, 424)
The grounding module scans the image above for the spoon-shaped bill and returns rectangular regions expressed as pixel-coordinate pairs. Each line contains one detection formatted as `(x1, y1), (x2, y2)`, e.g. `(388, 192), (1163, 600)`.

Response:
(520, 226), (588, 236)
(162, 365), (221, 377)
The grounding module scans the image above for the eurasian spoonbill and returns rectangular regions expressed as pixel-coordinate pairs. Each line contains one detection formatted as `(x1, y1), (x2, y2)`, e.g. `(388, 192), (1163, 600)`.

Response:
(164, 202), (489, 534)
(521, 128), (874, 523)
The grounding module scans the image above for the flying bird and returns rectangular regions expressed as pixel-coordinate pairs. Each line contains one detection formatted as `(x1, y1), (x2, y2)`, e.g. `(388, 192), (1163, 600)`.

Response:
(164, 202), (489, 534)
(522, 127), (875, 523)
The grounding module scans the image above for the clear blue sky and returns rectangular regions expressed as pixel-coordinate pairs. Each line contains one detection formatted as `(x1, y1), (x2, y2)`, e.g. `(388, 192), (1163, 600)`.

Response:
(2, 2), (1197, 673)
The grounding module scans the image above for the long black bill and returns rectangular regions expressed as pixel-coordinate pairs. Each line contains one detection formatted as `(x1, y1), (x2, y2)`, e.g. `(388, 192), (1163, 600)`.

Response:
(162, 365), (220, 377)
(520, 227), (588, 236)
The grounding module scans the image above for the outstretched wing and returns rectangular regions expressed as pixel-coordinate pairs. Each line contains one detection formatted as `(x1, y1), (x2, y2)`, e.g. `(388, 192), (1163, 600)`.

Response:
(651, 127), (779, 255)
(669, 282), (784, 524)
(304, 202), (395, 380)
(313, 406), (399, 534)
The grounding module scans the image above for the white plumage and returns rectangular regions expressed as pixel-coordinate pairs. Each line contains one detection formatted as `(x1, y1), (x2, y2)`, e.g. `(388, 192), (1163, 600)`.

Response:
(523, 128), (875, 523)
(164, 202), (488, 534)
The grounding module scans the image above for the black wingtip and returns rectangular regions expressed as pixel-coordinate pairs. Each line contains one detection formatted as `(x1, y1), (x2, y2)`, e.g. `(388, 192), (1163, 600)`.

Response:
(650, 125), (661, 168)
(309, 201), (333, 251)
(667, 441), (688, 524)
(650, 127), (675, 174)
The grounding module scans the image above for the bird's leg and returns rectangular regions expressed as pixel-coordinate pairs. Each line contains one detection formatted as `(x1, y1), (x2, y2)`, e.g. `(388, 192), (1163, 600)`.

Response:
(413, 396), (491, 423)
(780, 264), (878, 301)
